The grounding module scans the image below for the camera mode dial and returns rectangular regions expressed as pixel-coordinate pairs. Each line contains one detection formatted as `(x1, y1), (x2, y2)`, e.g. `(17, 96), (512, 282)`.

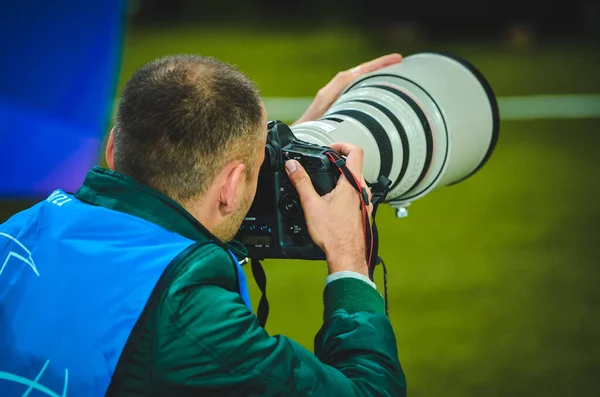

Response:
(278, 194), (302, 218)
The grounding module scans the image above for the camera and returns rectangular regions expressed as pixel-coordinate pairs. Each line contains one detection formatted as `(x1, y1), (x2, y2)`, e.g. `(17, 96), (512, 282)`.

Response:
(237, 52), (500, 260)
(236, 120), (340, 260)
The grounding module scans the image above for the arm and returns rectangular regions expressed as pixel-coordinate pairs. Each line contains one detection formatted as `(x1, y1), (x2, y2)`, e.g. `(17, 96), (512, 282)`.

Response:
(154, 264), (405, 396)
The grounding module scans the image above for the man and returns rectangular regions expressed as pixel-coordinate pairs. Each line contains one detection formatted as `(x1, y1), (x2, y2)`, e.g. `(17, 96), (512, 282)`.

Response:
(0, 53), (406, 396)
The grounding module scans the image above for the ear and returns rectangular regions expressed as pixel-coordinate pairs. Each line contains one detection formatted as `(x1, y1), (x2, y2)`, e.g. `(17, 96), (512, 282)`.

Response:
(105, 128), (116, 170)
(218, 161), (247, 215)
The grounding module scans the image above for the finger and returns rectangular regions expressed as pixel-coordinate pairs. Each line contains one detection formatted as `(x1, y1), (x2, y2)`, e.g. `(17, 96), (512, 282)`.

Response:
(328, 142), (364, 177)
(328, 142), (359, 156)
(285, 160), (319, 206)
(355, 53), (403, 75)
(294, 72), (350, 124)
(318, 71), (354, 100)
(319, 54), (403, 101)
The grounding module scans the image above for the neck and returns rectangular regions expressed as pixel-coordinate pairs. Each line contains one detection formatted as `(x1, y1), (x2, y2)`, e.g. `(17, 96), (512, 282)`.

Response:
(181, 194), (221, 237)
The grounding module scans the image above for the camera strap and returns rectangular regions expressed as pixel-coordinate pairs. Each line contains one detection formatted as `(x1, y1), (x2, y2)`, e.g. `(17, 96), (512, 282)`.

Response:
(326, 151), (392, 316)
(366, 179), (391, 316)
(250, 258), (270, 328)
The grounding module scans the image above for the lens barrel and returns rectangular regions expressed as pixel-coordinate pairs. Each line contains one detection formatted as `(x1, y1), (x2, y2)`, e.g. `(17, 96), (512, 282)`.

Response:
(291, 52), (499, 206)
(238, 53), (499, 259)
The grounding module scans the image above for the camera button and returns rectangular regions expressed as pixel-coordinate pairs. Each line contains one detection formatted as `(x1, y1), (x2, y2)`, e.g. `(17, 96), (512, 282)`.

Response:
(260, 225), (272, 233)
(287, 225), (302, 235)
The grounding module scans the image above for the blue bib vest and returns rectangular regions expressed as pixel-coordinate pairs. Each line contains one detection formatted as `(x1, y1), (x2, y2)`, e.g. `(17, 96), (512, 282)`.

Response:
(0, 190), (251, 396)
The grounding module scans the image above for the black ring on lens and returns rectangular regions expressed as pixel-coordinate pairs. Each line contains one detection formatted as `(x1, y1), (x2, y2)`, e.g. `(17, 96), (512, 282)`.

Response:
(328, 109), (393, 179)
(321, 117), (344, 123)
(346, 74), (450, 200)
(368, 85), (433, 193)
(422, 52), (500, 185)
(352, 99), (410, 188)
(347, 52), (499, 186)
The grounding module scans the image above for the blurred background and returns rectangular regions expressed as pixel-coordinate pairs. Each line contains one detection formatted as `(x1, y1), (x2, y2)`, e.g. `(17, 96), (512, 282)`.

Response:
(1, 0), (599, 395)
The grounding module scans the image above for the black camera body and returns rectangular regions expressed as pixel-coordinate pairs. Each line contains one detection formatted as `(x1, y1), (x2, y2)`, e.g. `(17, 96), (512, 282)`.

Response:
(235, 121), (340, 260)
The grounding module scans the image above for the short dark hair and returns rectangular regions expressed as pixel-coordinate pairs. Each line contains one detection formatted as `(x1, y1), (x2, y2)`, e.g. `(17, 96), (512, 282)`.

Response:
(113, 54), (263, 201)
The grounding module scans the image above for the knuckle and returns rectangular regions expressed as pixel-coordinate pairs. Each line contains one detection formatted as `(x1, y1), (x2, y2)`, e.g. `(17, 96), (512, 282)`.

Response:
(337, 71), (350, 80)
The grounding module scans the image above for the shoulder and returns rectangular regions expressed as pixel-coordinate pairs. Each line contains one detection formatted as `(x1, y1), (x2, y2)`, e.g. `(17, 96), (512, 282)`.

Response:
(167, 241), (239, 296)
(148, 243), (255, 384)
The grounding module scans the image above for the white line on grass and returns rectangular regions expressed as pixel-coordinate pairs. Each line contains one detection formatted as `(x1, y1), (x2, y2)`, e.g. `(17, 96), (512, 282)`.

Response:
(261, 95), (600, 121)
(111, 94), (600, 121)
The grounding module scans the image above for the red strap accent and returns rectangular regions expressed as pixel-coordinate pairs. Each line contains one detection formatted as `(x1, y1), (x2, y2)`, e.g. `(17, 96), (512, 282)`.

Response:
(326, 151), (374, 267)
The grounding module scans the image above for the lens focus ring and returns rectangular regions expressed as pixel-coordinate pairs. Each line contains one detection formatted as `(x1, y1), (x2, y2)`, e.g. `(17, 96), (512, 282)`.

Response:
(327, 109), (393, 179)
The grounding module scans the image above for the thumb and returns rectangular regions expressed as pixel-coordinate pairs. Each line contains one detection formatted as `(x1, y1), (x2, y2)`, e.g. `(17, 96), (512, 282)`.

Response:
(285, 160), (319, 205)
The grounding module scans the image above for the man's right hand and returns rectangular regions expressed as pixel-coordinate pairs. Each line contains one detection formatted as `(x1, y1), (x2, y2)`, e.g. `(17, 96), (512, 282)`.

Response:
(284, 142), (372, 277)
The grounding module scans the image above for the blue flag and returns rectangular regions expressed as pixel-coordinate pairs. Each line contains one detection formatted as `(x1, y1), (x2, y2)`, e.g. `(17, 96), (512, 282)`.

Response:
(0, 0), (126, 197)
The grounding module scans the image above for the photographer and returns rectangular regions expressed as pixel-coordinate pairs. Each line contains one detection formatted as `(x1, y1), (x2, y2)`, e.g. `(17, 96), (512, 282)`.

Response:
(0, 54), (406, 396)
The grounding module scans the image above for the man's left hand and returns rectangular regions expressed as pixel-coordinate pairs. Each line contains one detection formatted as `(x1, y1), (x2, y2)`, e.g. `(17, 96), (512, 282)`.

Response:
(293, 53), (403, 125)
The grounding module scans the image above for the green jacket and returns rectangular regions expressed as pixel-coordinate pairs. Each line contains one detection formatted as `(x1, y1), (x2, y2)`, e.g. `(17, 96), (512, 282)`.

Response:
(78, 167), (406, 396)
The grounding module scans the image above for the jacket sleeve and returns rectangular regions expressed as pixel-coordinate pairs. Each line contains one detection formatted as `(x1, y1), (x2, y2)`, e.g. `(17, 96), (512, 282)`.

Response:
(153, 249), (406, 397)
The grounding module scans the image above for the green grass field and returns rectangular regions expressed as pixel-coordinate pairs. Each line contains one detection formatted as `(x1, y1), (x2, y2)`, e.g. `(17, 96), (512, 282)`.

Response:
(2, 26), (599, 396)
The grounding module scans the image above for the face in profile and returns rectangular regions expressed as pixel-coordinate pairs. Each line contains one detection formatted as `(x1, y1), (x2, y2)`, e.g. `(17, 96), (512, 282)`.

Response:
(215, 106), (268, 242)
